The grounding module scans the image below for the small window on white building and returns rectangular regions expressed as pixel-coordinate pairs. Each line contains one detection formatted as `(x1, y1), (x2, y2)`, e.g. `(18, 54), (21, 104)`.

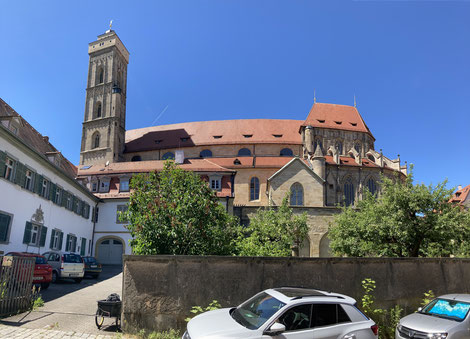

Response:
(25, 169), (34, 191)
(116, 205), (128, 223)
(4, 157), (15, 181)
(66, 194), (73, 210)
(30, 224), (39, 245)
(41, 178), (49, 198)
(55, 187), (62, 205)
(66, 234), (77, 252)
(50, 229), (63, 250)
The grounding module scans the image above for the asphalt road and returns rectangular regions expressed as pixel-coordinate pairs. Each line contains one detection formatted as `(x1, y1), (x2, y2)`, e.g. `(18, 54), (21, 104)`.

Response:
(0, 265), (123, 335)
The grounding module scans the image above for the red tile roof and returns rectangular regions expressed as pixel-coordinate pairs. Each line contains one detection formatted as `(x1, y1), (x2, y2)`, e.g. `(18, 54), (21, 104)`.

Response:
(77, 158), (235, 176)
(0, 98), (77, 177)
(302, 103), (374, 139)
(450, 184), (470, 204)
(207, 156), (295, 169)
(324, 155), (380, 167)
(124, 119), (303, 152)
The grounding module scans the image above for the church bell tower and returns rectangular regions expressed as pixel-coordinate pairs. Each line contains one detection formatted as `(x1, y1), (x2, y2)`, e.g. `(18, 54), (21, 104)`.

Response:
(79, 28), (129, 166)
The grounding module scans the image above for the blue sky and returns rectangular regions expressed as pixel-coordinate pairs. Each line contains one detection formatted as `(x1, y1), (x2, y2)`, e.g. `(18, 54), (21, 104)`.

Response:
(1, 0), (468, 189)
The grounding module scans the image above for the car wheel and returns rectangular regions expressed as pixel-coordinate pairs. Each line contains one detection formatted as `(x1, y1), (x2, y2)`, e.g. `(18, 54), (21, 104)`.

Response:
(41, 282), (50, 290)
(51, 271), (58, 283)
(74, 278), (83, 283)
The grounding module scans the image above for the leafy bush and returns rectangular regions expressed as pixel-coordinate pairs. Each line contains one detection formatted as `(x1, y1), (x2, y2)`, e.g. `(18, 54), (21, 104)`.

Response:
(361, 278), (402, 339)
(421, 290), (435, 307)
(185, 300), (221, 322)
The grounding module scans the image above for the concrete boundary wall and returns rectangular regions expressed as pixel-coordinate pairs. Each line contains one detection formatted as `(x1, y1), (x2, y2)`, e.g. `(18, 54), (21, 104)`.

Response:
(122, 255), (470, 333)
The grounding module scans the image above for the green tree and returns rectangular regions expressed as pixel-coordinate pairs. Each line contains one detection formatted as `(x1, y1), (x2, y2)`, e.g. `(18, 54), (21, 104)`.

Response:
(122, 161), (239, 255)
(329, 167), (470, 257)
(237, 197), (309, 256)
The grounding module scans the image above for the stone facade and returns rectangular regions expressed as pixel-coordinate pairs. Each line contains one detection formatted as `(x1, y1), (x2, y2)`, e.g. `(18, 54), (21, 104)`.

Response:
(80, 30), (129, 166)
(76, 30), (408, 258)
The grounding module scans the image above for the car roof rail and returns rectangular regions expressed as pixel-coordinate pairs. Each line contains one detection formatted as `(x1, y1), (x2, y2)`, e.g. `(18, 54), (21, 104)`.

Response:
(291, 295), (345, 300)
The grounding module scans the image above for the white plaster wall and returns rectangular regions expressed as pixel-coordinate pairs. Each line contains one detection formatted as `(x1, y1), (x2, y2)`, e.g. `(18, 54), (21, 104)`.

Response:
(94, 199), (132, 255)
(0, 135), (95, 255)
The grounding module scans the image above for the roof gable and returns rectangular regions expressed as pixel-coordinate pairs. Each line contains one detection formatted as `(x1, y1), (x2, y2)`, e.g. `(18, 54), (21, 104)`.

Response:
(302, 102), (374, 139)
(268, 157), (324, 184)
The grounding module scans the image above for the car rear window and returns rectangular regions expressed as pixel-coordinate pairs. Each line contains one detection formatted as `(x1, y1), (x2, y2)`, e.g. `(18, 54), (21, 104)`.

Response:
(64, 254), (82, 263)
(35, 257), (47, 264)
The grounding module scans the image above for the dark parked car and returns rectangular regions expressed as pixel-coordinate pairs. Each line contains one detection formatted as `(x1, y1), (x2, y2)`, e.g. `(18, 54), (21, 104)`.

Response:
(5, 252), (53, 290)
(83, 256), (102, 278)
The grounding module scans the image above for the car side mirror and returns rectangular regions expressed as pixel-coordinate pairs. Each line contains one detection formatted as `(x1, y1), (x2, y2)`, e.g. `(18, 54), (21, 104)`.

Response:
(264, 322), (286, 336)
(417, 307), (422, 312)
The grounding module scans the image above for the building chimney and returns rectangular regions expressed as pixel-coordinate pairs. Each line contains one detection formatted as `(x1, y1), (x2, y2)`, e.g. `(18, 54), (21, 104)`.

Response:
(458, 185), (463, 191)
(175, 150), (184, 164)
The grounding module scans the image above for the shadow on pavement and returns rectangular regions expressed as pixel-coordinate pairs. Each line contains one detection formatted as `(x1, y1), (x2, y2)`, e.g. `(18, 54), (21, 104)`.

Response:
(40, 265), (122, 303)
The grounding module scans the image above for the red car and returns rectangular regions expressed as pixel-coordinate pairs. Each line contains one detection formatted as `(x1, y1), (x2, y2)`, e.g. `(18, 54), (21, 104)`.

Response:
(6, 252), (53, 290)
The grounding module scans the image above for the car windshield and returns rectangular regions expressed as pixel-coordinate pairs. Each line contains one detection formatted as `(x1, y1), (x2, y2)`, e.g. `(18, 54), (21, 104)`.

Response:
(231, 292), (286, 330)
(64, 254), (82, 263)
(85, 257), (97, 264)
(35, 257), (47, 264)
(421, 298), (470, 322)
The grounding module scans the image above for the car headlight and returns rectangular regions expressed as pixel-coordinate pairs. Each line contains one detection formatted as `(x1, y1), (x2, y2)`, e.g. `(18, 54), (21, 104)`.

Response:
(426, 333), (447, 339)
(182, 330), (191, 339)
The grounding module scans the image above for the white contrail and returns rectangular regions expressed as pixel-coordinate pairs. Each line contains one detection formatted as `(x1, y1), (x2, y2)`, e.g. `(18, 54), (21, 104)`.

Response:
(151, 104), (169, 126)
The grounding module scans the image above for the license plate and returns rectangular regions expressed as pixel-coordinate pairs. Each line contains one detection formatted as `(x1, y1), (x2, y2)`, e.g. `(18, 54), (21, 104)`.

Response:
(90, 265), (97, 268)
(69, 273), (78, 277)
(33, 277), (43, 281)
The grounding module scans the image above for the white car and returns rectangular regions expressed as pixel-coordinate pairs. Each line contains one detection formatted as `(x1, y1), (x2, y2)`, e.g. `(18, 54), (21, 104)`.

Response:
(396, 294), (470, 339)
(183, 287), (378, 339)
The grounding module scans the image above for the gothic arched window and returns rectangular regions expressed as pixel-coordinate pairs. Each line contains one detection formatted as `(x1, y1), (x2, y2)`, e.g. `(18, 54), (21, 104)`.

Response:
(98, 68), (104, 84)
(335, 140), (343, 155)
(250, 177), (260, 201)
(162, 152), (175, 160)
(93, 132), (100, 149)
(366, 178), (377, 195)
(344, 178), (355, 206)
(280, 148), (293, 157)
(314, 138), (323, 152)
(290, 183), (304, 206)
(238, 148), (251, 157)
(367, 154), (375, 162)
(96, 102), (102, 118)
(354, 142), (361, 154)
(200, 149), (213, 158)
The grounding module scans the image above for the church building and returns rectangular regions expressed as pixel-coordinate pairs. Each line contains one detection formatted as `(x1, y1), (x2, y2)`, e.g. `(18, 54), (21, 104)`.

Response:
(75, 29), (408, 262)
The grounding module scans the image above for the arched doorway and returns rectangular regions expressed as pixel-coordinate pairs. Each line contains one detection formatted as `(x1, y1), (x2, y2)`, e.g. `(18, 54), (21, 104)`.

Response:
(96, 236), (124, 265)
(319, 233), (332, 257)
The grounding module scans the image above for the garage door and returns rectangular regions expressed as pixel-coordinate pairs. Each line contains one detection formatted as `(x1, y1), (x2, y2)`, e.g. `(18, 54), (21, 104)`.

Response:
(97, 239), (123, 265)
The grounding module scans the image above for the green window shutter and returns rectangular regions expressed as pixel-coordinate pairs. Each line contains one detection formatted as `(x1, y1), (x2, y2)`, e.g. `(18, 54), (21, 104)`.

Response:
(65, 234), (70, 251)
(61, 191), (67, 207)
(49, 229), (56, 249)
(23, 222), (32, 244)
(39, 226), (48, 247)
(80, 238), (86, 256)
(14, 162), (25, 186)
(49, 183), (57, 202)
(0, 213), (11, 242)
(35, 174), (43, 195)
(58, 231), (64, 251)
(0, 151), (6, 178)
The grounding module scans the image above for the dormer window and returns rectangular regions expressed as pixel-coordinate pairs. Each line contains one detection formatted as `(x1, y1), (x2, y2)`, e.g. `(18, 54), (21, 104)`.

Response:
(273, 134), (283, 138)
(213, 135), (222, 139)
(180, 137), (190, 142)
(120, 178), (130, 192)
(317, 119), (325, 123)
(350, 122), (357, 126)
(99, 180), (110, 193)
(334, 121), (342, 125)
(233, 159), (241, 165)
(243, 134), (253, 138)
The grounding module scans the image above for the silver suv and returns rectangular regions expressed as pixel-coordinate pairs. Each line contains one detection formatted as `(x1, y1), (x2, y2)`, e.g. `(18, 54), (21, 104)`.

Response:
(42, 251), (85, 283)
(396, 294), (470, 339)
(184, 287), (378, 339)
